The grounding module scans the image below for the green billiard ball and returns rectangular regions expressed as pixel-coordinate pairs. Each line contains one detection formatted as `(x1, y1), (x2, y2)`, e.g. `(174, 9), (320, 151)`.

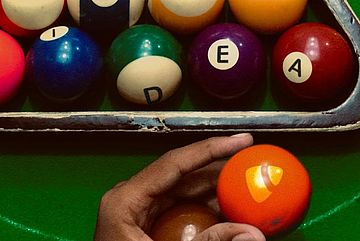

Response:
(107, 24), (182, 105)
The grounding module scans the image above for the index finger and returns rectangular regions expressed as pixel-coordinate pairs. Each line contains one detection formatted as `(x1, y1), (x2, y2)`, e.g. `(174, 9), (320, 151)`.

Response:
(127, 134), (253, 196)
(193, 223), (266, 241)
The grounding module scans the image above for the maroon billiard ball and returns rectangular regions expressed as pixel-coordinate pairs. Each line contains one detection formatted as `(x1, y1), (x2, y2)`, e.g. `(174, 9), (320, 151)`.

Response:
(272, 23), (355, 103)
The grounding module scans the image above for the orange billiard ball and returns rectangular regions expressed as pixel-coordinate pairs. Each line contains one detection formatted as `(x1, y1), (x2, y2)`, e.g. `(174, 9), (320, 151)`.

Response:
(228, 0), (308, 34)
(217, 144), (311, 237)
(148, 0), (225, 34)
(150, 203), (219, 241)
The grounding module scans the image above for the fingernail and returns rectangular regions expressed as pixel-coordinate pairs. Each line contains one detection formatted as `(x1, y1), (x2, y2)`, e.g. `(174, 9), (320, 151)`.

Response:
(231, 133), (252, 138)
(232, 233), (256, 241)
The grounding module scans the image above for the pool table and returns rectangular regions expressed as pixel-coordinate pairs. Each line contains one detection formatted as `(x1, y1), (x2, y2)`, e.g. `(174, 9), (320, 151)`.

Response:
(0, 1), (360, 241)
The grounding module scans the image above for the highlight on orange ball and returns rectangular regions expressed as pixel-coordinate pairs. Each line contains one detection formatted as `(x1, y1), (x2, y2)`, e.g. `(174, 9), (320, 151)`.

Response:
(217, 144), (311, 237)
(148, 0), (225, 34)
(228, 0), (308, 34)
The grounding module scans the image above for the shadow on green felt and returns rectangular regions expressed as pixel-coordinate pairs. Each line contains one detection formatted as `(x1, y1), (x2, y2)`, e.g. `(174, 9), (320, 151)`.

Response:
(270, 231), (306, 241)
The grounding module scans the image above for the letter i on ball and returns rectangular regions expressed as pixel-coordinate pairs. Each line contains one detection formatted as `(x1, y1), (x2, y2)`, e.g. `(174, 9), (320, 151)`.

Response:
(67, 0), (145, 33)
(107, 24), (182, 105)
(0, 0), (66, 37)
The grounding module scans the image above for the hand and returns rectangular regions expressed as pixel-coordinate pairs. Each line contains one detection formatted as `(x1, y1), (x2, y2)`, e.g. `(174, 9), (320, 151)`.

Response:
(94, 134), (266, 241)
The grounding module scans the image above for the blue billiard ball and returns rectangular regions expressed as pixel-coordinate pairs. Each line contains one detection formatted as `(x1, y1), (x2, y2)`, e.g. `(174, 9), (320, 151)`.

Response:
(26, 26), (103, 103)
(67, 0), (145, 32)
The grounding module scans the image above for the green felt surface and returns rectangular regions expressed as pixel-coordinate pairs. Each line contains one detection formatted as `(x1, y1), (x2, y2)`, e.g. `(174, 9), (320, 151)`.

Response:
(1, 1), (360, 241)
(1, 132), (360, 241)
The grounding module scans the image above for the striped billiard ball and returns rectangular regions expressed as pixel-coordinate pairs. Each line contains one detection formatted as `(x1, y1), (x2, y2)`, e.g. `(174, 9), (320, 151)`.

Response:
(148, 0), (225, 34)
(107, 24), (182, 105)
(67, 0), (145, 33)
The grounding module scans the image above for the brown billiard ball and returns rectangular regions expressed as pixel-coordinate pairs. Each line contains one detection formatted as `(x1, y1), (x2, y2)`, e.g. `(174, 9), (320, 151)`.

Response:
(150, 203), (219, 241)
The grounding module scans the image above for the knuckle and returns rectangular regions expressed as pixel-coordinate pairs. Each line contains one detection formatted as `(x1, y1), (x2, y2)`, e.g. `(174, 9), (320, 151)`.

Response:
(99, 189), (116, 209)
(161, 148), (178, 161)
(99, 185), (128, 210)
(160, 149), (184, 171)
(204, 139), (217, 159)
(203, 230), (222, 241)
(114, 180), (127, 188)
(223, 222), (236, 231)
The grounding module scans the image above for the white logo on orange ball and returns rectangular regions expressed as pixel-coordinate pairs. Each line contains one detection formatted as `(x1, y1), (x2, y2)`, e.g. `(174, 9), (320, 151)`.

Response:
(246, 163), (284, 203)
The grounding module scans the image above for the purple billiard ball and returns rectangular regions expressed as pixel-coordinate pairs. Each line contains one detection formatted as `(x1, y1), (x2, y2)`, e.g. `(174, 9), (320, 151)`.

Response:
(188, 23), (266, 100)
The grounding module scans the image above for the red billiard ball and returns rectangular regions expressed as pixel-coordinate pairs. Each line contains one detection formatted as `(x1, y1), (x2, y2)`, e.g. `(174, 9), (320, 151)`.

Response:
(0, 30), (25, 104)
(0, 0), (65, 37)
(150, 203), (219, 241)
(272, 23), (355, 103)
(217, 144), (311, 237)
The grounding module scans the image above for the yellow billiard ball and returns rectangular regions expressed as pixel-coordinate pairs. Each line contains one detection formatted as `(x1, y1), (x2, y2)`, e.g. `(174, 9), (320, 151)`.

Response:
(148, 0), (225, 34)
(228, 0), (308, 34)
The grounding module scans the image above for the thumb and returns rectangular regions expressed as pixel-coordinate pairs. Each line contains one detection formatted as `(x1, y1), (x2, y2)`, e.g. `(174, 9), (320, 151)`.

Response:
(192, 223), (266, 241)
